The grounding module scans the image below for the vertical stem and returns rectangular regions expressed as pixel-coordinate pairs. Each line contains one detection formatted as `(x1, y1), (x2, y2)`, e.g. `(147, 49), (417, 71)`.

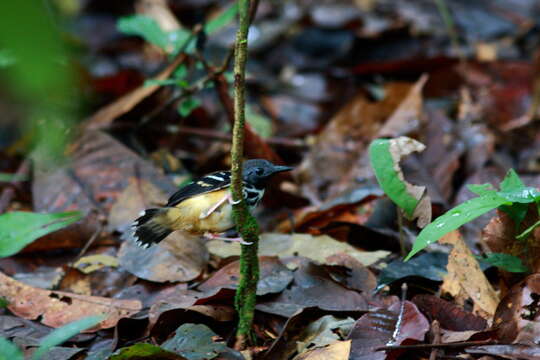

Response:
(230, 0), (259, 348)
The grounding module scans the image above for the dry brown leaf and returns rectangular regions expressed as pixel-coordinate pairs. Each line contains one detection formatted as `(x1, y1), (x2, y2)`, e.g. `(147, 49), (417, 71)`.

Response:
(81, 53), (186, 131)
(293, 340), (351, 360)
(296, 75), (427, 203)
(33, 131), (176, 215)
(207, 233), (389, 267)
(0, 272), (141, 331)
(118, 232), (208, 282)
(387, 136), (432, 227)
(440, 230), (499, 318)
(107, 178), (169, 232)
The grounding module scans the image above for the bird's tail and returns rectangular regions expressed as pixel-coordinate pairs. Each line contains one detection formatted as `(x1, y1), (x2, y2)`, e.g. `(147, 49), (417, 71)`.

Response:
(132, 208), (173, 248)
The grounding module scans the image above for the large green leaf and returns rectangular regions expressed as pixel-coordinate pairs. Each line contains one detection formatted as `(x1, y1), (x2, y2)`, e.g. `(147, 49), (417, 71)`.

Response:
(0, 337), (23, 360)
(32, 315), (104, 360)
(405, 193), (510, 261)
(0, 211), (82, 258)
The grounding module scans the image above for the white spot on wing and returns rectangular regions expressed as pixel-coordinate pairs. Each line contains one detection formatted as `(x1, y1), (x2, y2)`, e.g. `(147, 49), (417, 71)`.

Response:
(206, 175), (225, 181)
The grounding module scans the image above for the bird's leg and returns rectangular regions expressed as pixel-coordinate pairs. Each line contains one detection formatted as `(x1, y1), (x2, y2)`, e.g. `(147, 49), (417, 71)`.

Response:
(203, 232), (252, 245)
(199, 193), (242, 219)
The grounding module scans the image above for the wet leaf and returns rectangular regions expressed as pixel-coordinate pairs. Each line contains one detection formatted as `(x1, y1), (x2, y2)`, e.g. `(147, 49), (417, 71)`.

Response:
(0, 211), (82, 258)
(161, 324), (227, 360)
(0, 272), (141, 330)
(406, 192), (509, 260)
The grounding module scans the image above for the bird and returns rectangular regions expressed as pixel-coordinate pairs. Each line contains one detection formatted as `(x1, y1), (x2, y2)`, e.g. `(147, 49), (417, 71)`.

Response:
(131, 159), (292, 248)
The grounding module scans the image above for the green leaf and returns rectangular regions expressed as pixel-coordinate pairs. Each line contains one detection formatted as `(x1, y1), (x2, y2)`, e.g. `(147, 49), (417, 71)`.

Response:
(168, 29), (192, 54)
(246, 106), (273, 138)
(0, 337), (23, 360)
(369, 139), (420, 218)
(0, 211), (82, 258)
(117, 15), (169, 50)
(405, 193), (509, 261)
(467, 184), (495, 197)
(497, 169), (540, 203)
(0, 297), (8, 308)
(162, 324), (227, 360)
(478, 253), (529, 273)
(205, 3), (238, 34)
(32, 315), (104, 360)
(109, 343), (183, 360)
(500, 169), (525, 192)
(500, 202), (529, 229)
(144, 78), (185, 87)
(0, 49), (16, 68)
(178, 97), (201, 117)
(0, 172), (28, 182)
(516, 219), (540, 241)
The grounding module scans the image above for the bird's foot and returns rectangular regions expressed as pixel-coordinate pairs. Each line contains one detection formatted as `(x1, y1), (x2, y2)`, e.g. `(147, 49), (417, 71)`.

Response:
(204, 232), (252, 245)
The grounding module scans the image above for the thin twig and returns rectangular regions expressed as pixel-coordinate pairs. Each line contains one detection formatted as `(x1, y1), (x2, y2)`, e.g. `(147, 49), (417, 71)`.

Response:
(230, 0), (260, 349)
(376, 340), (494, 352)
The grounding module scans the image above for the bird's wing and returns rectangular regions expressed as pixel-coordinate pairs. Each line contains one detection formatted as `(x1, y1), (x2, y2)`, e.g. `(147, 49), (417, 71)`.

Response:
(166, 171), (232, 207)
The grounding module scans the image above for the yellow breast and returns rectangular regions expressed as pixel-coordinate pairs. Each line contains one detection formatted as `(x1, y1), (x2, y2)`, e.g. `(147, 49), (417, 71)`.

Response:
(164, 189), (234, 234)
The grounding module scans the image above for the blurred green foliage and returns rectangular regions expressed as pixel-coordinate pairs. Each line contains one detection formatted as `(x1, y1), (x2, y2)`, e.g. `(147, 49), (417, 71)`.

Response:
(0, 1), (78, 163)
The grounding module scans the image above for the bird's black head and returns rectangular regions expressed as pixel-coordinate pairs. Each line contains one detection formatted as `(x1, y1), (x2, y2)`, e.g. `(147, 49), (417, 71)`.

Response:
(242, 159), (292, 187)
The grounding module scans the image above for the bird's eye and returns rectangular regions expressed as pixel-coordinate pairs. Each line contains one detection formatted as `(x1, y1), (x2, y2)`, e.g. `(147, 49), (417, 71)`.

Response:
(255, 168), (264, 176)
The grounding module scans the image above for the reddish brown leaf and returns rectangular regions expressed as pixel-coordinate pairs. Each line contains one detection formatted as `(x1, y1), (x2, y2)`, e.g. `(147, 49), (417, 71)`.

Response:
(198, 256), (293, 296)
(347, 301), (429, 360)
(0, 272), (141, 331)
(494, 273), (540, 344)
(412, 294), (487, 331)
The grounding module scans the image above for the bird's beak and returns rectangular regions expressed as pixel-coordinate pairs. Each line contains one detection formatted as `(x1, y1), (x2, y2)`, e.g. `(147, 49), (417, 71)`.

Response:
(272, 165), (293, 174)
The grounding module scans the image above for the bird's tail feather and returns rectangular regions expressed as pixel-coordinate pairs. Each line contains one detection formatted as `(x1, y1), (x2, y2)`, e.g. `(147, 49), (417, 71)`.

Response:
(132, 208), (173, 248)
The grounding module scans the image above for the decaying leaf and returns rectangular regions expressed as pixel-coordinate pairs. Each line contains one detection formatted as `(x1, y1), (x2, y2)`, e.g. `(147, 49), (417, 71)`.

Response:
(296, 76), (426, 203)
(0, 272), (141, 331)
(369, 136), (432, 228)
(440, 230), (499, 318)
(293, 340), (351, 360)
(207, 233), (389, 267)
